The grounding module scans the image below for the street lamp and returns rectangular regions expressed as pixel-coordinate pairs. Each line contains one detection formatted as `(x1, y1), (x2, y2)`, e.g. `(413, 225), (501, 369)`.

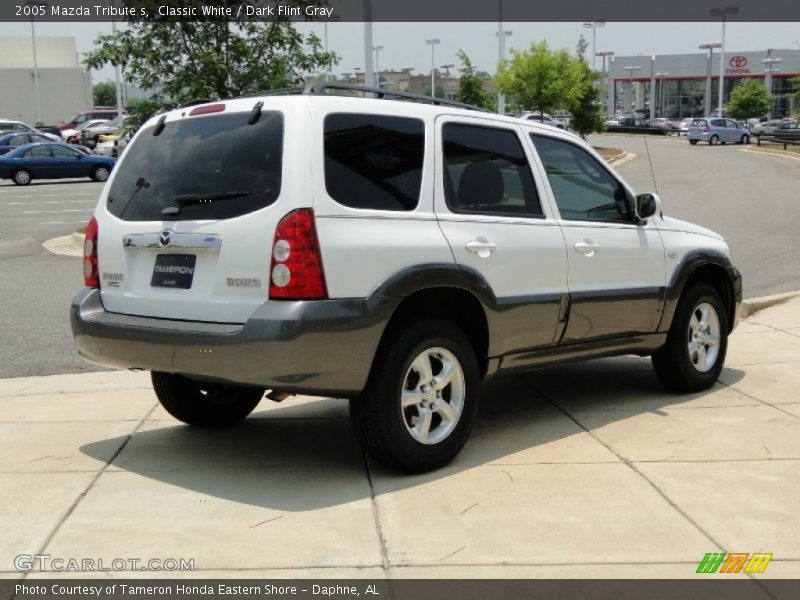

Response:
(710, 5), (739, 116)
(583, 22), (606, 71)
(425, 39), (440, 98)
(595, 51), (614, 115)
(624, 65), (641, 113)
(25, 0), (48, 126)
(353, 67), (361, 86)
(762, 53), (783, 96)
(372, 45), (383, 86)
(440, 63), (454, 100)
(699, 42), (722, 116)
(496, 29), (512, 114)
(656, 72), (669, 118)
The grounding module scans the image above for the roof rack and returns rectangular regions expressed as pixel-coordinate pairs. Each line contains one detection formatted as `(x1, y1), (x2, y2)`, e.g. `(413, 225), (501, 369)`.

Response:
(232, 80), (491, 113)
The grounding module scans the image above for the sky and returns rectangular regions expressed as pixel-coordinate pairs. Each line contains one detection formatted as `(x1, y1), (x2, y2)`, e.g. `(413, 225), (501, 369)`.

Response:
(0, 21), (798, 83)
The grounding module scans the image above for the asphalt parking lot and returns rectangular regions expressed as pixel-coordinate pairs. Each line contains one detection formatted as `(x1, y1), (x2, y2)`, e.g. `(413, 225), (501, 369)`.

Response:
(2, 297), (800, 580)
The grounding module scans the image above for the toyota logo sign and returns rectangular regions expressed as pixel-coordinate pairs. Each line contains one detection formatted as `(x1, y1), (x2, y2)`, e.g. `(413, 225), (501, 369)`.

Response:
(729, 55), (748, 69)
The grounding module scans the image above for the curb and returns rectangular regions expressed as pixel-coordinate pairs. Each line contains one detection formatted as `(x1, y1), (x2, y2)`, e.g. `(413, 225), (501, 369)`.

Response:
(608, 152), (636, 167)
(739, 147), (800, 163)
(741, 291), (800, 319)
(72, 231), (85, 250)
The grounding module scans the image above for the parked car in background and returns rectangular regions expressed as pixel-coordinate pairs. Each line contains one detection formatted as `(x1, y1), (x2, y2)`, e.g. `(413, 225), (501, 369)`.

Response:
(752, 120), (784, 136)
(63, 120), (109, 144)
(648, 118), (677, 132)
(58, 108), (124, 132)
(687, 118), (751, 145)
(678, 118), (694, 135)
(0, 142), (116, 185)
(520, 113), (565, 129)
(80, 114), (132, 148)
(0, 132), (58, 155)
(0, 119), (61, 141)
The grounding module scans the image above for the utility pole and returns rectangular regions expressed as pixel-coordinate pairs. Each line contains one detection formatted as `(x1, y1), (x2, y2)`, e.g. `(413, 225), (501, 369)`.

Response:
(710, 5), (739, 116)
(699, 42), (721, 116)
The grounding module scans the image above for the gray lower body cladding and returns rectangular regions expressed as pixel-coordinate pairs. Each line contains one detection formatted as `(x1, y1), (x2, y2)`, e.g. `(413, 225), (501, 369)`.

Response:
(71, 288), (395, 396)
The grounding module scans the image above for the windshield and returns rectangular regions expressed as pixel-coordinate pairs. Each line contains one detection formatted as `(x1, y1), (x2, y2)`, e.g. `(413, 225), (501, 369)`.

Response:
(106, 111), (284, 222)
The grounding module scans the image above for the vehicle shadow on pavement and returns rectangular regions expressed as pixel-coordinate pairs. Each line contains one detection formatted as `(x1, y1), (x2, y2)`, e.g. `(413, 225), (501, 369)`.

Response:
(78, 357), (742, 511)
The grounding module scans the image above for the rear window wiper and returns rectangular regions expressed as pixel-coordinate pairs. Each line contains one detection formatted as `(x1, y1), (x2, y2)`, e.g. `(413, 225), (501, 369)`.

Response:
(162, 191), (253, 215)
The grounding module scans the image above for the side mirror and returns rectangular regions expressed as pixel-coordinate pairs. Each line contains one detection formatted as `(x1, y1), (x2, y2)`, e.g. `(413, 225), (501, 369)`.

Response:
(635, 193), (661, 224)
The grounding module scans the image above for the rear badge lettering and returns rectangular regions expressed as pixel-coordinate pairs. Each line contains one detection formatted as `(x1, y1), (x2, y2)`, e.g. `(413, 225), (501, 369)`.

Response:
(102, 272), (124, 288)
(227, 278), (261, 288)
(153, 265), (195, 275)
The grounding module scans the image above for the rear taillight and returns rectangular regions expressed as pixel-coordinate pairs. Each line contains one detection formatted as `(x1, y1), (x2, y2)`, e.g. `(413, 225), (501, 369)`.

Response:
(269, 208), (327, 300)
(704, 125), (710, 133)
(83, 216), (99, 288)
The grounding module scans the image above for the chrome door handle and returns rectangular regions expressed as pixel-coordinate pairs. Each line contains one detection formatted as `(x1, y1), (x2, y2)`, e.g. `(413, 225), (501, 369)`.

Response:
(574, 241), (599, 257)
(465, 238), (497, 258)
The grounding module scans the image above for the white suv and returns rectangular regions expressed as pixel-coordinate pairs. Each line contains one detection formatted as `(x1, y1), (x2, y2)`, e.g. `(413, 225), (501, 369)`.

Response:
(71, 83), (742, 472)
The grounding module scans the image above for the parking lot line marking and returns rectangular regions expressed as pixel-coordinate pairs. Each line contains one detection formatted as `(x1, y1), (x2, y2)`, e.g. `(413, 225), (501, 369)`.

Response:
(22, 209), (93, 214)
(9, 200), (95, 205)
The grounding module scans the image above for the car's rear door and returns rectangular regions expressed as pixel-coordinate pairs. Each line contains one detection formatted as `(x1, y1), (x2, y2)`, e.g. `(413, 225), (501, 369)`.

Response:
(433, 116), (568, 354)
(95, 98), (307, 324)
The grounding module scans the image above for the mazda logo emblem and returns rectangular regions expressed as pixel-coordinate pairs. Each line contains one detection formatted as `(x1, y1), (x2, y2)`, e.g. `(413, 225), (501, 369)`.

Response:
(159, 230), (172, 247)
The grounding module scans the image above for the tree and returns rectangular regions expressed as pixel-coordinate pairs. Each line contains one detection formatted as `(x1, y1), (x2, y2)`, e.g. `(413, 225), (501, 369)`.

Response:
(455, 50), (494, 110)
(93, 81), (117, 107)
(495, 41), (580, 118)
(791, 77), (800, 116)
(726, 79), (772, 120)
(568, 36), (605, 139)
(83, 1), (337, 119)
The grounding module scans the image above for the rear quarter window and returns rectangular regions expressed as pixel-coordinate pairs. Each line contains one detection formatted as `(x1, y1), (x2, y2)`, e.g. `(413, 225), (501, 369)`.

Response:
(106, 111), (284, 222)
(324, 113), (425, 211)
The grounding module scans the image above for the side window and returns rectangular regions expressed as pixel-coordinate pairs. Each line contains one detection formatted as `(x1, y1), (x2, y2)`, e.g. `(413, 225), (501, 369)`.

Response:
(442, 123), (542, 217)
(51, 145), (77, 158)
(711, 119), (726, 127)
(531, 134), (632, 223)
(9, 135), (28, 147)
(323, 113), (424, 211)
(26, 146), (52, 158)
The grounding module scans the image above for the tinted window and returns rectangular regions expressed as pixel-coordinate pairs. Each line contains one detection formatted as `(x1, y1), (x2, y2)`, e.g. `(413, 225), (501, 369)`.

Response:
(9, 135), (28, 147)
(26, 146), (51, 158)
(324, 113), (424, 211)
(51, 145), (78, 158)
(442, 124), (542, 217)
(107, 111), (284, 222)
(531, 135), (631, 223)
(711, 119), (727, 127)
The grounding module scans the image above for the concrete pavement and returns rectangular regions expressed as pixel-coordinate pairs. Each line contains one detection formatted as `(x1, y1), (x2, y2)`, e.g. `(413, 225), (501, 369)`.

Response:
(2, 298), (800, 580)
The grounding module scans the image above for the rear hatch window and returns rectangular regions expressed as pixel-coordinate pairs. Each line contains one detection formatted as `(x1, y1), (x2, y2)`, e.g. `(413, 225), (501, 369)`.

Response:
(107, 111), (283, 221)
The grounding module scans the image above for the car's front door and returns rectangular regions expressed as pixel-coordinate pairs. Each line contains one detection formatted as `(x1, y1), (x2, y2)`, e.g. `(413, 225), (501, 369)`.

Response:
(434, 117), (568, 355)
(529, 133), (666, 343)
(50, 144), (84, 177)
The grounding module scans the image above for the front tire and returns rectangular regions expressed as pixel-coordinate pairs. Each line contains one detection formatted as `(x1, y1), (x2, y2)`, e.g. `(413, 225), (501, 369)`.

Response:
(350, 320), (480, 473)
(740, 134), (750, 144)
(689, 139), (698, 145)
(12, 169), (31, 186)
(709, 135), (719, 146)
(151, 372), (263, 427)
(652, 284), (728, 393)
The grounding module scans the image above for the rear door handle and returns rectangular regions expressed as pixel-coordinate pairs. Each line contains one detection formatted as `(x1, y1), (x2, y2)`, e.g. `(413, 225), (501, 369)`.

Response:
(465, 238), (497, 258)
(574, 241), (599, 257)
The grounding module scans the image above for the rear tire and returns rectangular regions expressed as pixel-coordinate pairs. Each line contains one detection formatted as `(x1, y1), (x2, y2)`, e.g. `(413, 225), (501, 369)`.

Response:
(350, 319), (480, 473)
(709, 135), (719, 146)
(91, 165), (110, 182)
(652, 283), (728, 393)
(689, 139), (698, 145)
(151, 372), (263, 427)
(12, 169), (31, 186)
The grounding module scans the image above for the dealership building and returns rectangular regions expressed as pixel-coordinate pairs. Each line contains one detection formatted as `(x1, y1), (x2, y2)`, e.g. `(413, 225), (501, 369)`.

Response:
(605, 48), (799, 118)
(0, 37), (93, 126)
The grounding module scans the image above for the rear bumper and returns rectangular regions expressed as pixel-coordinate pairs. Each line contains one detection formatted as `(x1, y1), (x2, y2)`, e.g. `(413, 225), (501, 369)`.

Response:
(71, 288), (396, 396)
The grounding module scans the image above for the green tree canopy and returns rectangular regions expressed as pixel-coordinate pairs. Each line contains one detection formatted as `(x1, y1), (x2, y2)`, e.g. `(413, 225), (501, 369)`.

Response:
(93, 81), (117, 107)
(726, 79), (772, 120)
(568, 36), (604, 138)
(84, 2), (337, 120)
(455, 50), (494, 110)
(791, 77), (800, 116)
(495, 41), (581, 117)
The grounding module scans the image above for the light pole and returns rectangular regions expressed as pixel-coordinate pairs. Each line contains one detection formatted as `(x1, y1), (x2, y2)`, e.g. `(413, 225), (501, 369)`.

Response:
(111, 1), (123, 114)
(373, 45), (383, 86)
(656, 72), (669, 118)
(495, 29), (512, 114)
(25, 0), (47, 126)
(440, 63), (454, 100)
(583, 22), (606, 71)
(762, 54), (782, 95)
(710, 5), (739, 117)
(699, 42), (722, 116)
(624, 65), (641, 113)
(353, 67), (361, 86)
(595, 51), (614, 115)
(425, 38), (440, 98)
